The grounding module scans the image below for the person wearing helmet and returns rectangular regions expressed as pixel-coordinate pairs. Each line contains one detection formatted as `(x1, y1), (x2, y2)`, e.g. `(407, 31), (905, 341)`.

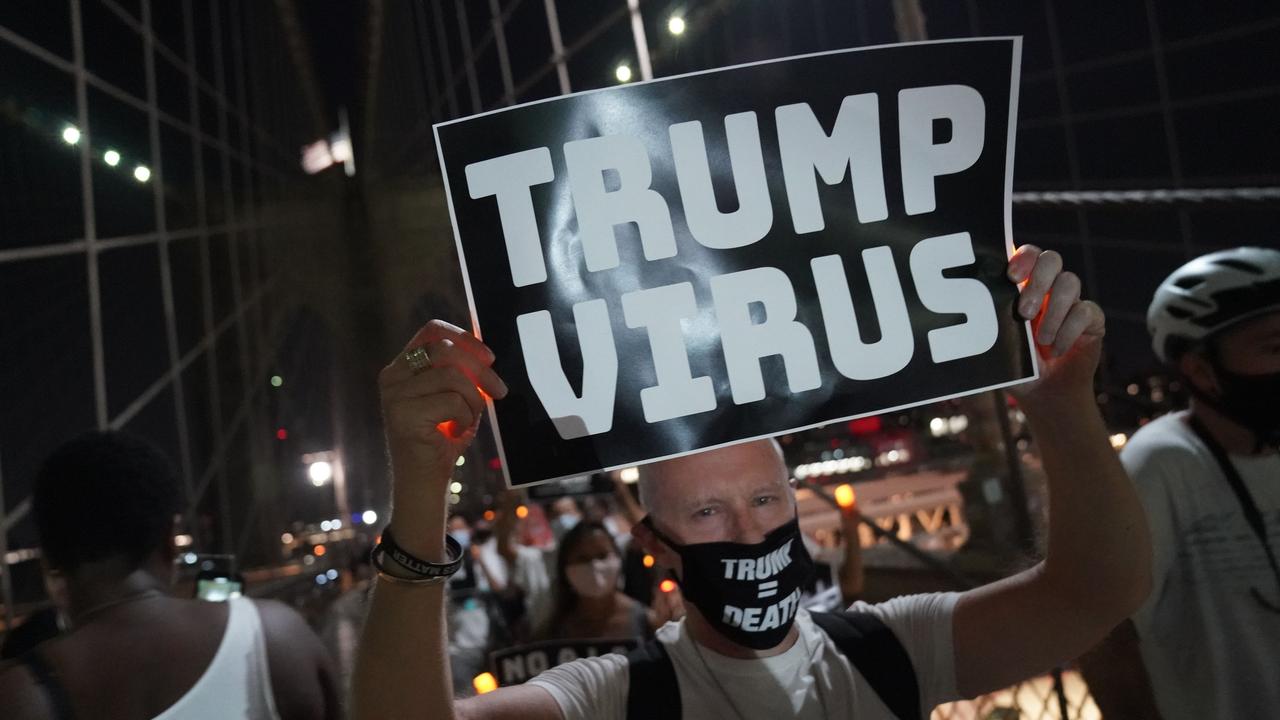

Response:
(1081, 247), (1280, 720)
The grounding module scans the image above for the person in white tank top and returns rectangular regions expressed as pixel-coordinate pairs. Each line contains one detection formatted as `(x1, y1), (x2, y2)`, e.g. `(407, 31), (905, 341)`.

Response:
(0, 432), (339, 720)
(151, 596), (279, 720)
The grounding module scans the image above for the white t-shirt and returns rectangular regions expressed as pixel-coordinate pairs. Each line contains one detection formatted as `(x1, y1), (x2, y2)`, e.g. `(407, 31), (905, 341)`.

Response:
(528, 592), (960, 720)
(477, 538), (553, 630)
(1122, 412), (1280, 720)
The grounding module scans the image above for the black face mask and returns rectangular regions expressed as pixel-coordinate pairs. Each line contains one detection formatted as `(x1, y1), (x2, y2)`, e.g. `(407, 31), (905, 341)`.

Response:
(1213, 364), (1280, 448)
(642, 515), (815, 650)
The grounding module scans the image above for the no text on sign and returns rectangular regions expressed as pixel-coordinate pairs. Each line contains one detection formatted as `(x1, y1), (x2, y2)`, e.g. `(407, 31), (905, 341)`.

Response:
(435, 38), (1034, 487)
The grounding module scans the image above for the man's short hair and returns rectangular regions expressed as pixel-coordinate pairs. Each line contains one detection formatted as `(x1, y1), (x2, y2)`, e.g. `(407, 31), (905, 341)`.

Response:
(34, 431), (181, 572)
(636, 438), (787, 514)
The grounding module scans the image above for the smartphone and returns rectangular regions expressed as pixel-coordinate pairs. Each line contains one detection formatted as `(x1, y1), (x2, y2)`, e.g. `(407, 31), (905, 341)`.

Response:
(193, 555), (244, 601)
(195, 576), (243, 601)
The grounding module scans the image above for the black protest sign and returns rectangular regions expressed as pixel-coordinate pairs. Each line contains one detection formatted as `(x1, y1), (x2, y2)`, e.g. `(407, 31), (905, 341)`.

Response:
(488, 638), (639, 687)
(435, 38), (1033, 487)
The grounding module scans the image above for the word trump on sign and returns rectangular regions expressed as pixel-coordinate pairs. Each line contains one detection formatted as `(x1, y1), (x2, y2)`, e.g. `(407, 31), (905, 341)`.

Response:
(435, 38), (1033, 486)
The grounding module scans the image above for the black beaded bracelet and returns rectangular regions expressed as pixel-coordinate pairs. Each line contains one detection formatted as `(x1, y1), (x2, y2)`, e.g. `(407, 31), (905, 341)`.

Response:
(372, 526), (464, 581)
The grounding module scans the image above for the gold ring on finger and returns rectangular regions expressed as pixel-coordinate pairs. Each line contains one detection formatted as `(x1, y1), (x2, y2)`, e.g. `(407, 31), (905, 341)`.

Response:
(403, 346), (432, 374)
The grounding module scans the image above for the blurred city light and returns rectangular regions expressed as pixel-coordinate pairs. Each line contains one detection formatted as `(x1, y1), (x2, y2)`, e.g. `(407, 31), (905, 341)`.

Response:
(281, 532), (294, 544)
(61, 126), (81, 145)
(455, 455), (466, 466)
(309, 460), (333, 486)
(449, 481), (463, 493)
(313, 544), (327, 557)
(620, 467), (639, 483)
(483, 510), (496, 522)
(315, 574), (328, 585)
(793, 456), (871, 479)
(182, 552), (198, 565)
(660, 579), (676, 593)
(173, 533), (193, 547)
(270, 375), (284, 387)
(320, 520), (332, 531)
(103, 149), (120, 166)
(362, 509), (378, 525)
(473, 672), (498, 694)
(301, 138), (334, 174)
(515, 505), (529, 519)
(276, 428), (288, 441)
(133, 165), (151, 182)
(1109, 433), (1129, 449)
(834, 484), (856, 509)
(331, 519), (343, 530)
(615, 64), (633, 83)
(667, 16), (686, 35)
(326, 568), (339, 580)
(642, 554), (655, 568)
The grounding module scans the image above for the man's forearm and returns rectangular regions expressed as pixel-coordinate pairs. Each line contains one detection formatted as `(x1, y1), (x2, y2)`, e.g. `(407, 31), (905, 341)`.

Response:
(352, 456), (457, 720)
(1023, 392), (1153, 616)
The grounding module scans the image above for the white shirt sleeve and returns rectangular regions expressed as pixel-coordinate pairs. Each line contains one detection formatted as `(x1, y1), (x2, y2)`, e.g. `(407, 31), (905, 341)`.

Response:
(526, 654), (629, 720)
(850, 591), (962, 710)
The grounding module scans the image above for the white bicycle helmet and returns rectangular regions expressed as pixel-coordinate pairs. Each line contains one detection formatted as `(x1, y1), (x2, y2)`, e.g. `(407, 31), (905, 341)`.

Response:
(1148, 246), (1280, 364)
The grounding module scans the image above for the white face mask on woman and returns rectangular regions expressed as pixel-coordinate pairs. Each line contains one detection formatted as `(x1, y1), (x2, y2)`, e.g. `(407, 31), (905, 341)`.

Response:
(565, 555), (621, 598)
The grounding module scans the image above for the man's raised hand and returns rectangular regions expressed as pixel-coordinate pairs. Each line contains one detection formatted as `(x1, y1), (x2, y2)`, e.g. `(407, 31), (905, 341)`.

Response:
(1006, 245), (1106, 401)
(379, 320), (508, 483)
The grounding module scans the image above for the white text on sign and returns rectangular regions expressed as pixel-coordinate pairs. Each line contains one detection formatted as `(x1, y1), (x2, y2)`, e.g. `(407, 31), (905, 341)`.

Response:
(465, 85), (997, 439)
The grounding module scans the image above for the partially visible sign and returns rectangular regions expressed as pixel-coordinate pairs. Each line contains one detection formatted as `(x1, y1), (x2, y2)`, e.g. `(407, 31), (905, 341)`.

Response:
(435, 37), (1033, 487)
(525, 474), (616, 500)
(489, 638), (639, 687)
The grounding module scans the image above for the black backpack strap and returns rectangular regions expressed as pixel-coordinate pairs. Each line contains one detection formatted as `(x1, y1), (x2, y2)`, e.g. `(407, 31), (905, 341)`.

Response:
(18, 649), (76, 720)
(1188, 415), (1280, 583)
(624, 638), (682, 719)
(811, 611), (921, 720)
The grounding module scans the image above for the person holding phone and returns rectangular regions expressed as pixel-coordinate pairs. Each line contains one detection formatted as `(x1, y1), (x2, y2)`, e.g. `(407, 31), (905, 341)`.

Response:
(194, 555), (246, 602)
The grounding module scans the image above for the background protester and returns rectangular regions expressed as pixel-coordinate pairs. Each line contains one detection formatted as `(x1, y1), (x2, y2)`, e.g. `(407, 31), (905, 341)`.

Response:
(546, 498), (583, 543)
(1081, 247), (1280, 720)
(440, 513), (503, 696)
(582, 495), (632, 548)
(0, 431), (340, 720)
(538, 521), (676, 642)
(352, 245), (1154, 720)
(472, 492), (552, 643)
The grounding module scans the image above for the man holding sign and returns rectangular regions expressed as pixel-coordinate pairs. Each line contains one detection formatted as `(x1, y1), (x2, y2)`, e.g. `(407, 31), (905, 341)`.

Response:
(353, 39), (1151, 719)
(354, 245), (1150, 719)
